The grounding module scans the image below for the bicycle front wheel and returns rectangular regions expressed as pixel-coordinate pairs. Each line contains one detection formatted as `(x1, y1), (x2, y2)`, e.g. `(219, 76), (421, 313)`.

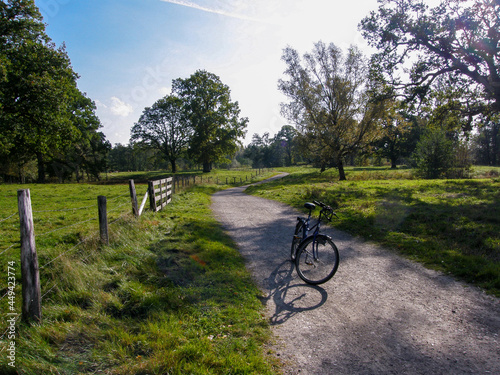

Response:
(295, 234), (339, 285)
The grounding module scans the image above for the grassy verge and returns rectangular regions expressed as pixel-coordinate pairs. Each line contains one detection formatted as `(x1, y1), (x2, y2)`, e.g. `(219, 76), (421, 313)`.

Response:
(0, 181), (279, 374)
(246, 166), (500, 297)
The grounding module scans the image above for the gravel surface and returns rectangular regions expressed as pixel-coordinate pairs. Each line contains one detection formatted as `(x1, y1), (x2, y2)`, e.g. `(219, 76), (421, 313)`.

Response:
(211, 174), (500, 375)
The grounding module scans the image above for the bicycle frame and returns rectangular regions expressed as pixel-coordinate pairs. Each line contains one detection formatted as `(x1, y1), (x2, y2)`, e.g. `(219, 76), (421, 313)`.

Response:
(298, 207), (328, 260)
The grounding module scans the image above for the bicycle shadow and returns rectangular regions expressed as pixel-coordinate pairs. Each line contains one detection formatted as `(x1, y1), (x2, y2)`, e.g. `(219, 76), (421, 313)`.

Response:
(260, 260), (328, 325)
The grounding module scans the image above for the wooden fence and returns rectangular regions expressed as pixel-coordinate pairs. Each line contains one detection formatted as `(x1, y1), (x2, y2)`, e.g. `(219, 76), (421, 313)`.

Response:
(10, 169), (271, 322)
(15, 176), (173, 322)
(148, 177), (173, 212)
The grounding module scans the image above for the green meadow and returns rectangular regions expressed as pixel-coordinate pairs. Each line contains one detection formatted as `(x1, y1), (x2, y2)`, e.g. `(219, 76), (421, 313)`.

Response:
(246, 166), (500, 297)
(1, 165), (499, 374)
(0, 169), (279, 374)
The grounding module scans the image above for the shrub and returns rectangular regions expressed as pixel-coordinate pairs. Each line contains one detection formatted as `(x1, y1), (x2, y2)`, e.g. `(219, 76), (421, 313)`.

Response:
(412, 129), (454, 179)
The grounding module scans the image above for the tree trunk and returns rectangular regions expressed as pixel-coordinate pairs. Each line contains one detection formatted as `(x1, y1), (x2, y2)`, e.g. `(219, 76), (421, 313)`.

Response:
(391, 157), (397, 169)
(203, 162), (212, 173)
(171, 159), (177, 173)
(36, 152), (46, 183)
(338, 160), (346, 181)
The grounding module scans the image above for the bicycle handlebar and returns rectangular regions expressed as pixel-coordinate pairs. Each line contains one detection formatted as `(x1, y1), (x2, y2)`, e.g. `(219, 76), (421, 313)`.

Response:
(313, 200), (332, 211)
(312, 200), (337, 220)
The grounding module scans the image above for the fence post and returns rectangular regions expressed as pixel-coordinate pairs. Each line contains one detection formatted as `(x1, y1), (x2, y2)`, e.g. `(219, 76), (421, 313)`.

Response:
(148, 181), (156, 212)
(97, 196), (109, 245)
(129, 180), (139, 217)
(17, 189), (42, 323)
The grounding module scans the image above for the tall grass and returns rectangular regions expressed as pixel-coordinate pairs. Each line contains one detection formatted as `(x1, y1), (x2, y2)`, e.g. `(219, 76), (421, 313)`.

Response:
(0, 180), (279, 374)
(247, 167), (500, 297)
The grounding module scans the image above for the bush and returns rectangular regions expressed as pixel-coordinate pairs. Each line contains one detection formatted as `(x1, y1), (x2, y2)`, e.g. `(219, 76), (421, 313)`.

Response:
(412, 129), (454, 179)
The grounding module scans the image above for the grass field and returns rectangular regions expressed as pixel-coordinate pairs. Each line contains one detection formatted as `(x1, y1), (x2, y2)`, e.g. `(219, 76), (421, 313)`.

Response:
(0, 169), (279, 374)
(1, 165), (499, 373)
(246, 166), (500, 297)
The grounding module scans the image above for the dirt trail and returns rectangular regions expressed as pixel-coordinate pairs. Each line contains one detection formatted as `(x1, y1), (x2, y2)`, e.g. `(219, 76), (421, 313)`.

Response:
(211, 174), (500, 375)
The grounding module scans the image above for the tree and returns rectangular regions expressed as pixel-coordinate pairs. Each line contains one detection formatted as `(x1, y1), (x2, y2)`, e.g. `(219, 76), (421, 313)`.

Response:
(131, 95), (189, 173)
(0, 0), (105, 182)
(473, 119), (500, 166)
(244, 132), (274, 168)
(50, 91), (110, 182)
(173, 70), (248, 173)
(278, 41), (384, 180)
(412, 128), (454, 179)
(274, 125), (298, 166)
(373, 100), (415, 168)
(360, 0), (500, 118)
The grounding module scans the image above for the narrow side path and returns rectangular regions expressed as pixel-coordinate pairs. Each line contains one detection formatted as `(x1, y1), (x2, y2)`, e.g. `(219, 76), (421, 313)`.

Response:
(211, 175), (500, 375)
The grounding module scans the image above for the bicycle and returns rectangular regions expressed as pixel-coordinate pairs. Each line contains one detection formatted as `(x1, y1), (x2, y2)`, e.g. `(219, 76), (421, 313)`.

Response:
(290, 200), (340, 285)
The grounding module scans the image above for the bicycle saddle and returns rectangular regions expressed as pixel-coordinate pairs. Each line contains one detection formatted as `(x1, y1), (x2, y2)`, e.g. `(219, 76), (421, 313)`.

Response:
(304, 202), (316, 210)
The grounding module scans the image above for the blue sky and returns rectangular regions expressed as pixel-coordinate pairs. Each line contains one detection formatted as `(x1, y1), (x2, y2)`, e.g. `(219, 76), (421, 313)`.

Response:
(35, 0), (381, 146)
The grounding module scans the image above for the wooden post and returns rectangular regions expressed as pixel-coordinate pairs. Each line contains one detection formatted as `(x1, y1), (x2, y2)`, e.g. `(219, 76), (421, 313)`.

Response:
(18, 189), (42, 323)
(129, 180), (139, 217)
(97, 196), (108, 245)
(148, 181), (156, 212)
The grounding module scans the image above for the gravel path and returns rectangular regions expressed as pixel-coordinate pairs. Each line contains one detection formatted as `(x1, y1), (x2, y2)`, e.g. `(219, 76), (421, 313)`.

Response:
(211, 174), (500, 375)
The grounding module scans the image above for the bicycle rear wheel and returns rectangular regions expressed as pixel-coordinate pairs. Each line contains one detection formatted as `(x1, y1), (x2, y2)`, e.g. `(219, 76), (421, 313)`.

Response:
(295, 234), (339, 285)
(291, 220), (304, 261)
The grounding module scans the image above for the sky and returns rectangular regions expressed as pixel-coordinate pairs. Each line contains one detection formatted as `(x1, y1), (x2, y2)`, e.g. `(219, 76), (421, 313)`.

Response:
(35, 0), (382, 146)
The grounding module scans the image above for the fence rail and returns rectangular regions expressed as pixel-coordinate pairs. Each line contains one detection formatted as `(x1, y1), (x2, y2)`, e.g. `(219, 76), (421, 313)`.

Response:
(149, 177), (173, 212)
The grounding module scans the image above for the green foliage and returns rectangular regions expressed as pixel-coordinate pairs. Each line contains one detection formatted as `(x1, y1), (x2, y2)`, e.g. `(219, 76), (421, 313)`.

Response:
(473, 120), (500, 166)
(247, 167), (500, 297)
(0, 182), (278, 373)
(360, 0), (500, 116)
(278, 41), (385, 180)
(172, 70), (248, 173)
(372, 100), (422, 168)
(131, 95), (190, 173)
(244, 125), (301, 168)
(412, 128), (454, 179)
(0, 0), (108, 183)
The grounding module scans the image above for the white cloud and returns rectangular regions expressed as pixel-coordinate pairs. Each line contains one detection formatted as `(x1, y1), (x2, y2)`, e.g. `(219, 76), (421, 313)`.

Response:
(109, 96), (134, 117)
(158, 86), (171, 97)
(160, 0), (275, 24)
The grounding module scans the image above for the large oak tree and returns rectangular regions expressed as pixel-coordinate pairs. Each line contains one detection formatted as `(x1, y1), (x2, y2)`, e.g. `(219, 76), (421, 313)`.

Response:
(172, 70), (247, 173)
(131, 95), (189, 173)
(360, 0), (500, 118)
